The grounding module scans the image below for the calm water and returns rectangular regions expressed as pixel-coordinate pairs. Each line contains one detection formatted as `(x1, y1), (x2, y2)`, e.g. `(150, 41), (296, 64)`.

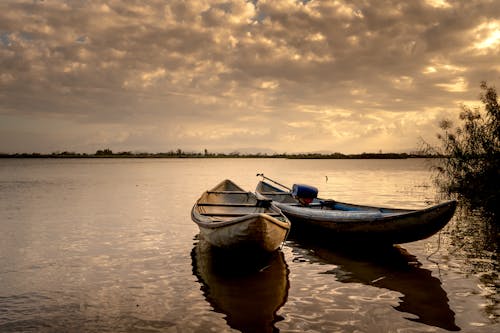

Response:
(0, 158), (498, 332)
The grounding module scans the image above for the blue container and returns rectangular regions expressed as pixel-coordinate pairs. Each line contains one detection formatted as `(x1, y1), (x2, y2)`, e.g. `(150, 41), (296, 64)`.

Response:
(292, 184), (318, 199)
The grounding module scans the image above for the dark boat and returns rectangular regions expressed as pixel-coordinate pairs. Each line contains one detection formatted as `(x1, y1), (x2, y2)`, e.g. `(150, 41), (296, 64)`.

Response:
(191, 179), (291, 252)
(255, 179), (456, 244)
(289, 240), (460, 331)
(191, 239), (289, 333)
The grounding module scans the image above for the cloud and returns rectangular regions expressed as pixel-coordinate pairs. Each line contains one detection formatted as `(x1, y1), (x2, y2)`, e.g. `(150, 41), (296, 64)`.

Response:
(0, 0), (499, 153)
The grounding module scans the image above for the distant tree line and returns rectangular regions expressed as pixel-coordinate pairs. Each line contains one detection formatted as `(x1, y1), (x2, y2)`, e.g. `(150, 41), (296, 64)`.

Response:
(0, 149), (435, 159)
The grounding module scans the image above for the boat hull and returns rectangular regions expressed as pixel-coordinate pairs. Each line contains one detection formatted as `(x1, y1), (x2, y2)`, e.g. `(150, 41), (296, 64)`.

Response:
(192, 210), (290, 252)
(275, 200), (456, 244)
(192, 180), (291, 252)
(256, 180), (457, 244)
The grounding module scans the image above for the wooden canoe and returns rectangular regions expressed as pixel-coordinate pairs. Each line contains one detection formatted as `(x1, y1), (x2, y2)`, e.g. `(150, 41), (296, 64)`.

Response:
(255, 180), (457, 244)
(191, 179), (291, 252)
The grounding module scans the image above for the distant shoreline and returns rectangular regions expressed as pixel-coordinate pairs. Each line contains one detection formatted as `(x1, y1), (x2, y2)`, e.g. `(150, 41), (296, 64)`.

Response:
(0, 152), (440, 159)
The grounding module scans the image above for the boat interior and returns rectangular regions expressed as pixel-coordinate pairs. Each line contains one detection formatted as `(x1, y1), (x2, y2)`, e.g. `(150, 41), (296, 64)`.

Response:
(196, 180), (281, 220)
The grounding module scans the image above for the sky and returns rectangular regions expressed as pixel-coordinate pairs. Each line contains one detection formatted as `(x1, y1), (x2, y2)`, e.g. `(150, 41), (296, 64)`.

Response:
(1, 0), (499, 154)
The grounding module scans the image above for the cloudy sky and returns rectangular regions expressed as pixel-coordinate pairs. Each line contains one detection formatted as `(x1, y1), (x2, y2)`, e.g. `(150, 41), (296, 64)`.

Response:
(1, 0), (499, 154)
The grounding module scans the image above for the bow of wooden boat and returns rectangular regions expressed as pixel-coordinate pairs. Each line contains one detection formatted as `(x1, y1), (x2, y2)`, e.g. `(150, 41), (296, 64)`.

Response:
(191, 179), (291, 252)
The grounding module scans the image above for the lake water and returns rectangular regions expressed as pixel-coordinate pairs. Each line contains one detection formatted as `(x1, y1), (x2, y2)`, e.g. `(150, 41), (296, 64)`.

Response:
(0, 158), (498, 332)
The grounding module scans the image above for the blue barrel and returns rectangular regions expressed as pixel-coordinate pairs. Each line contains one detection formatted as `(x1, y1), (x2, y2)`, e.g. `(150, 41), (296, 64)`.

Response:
(292, 184), (318, 199)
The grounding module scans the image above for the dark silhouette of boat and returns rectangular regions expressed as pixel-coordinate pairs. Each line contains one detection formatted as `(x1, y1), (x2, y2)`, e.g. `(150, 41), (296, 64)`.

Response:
(191, 239), (289, 333)
(289, 239), (460, 331)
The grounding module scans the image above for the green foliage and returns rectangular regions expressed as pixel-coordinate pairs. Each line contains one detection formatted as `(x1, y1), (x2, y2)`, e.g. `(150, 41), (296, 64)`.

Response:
(427, 81), (499, 216)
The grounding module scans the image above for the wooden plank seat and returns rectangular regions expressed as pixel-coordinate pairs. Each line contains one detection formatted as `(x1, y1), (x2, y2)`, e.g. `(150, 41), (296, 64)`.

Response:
(197, 203), (259, 207)
(207, 191), (250, 194)
(258, 192), (291, 195)
(201, 212), (282, 217)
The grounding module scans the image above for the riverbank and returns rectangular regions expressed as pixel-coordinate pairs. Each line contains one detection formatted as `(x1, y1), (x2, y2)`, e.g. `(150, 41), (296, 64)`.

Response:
(0, 151), (437, 159)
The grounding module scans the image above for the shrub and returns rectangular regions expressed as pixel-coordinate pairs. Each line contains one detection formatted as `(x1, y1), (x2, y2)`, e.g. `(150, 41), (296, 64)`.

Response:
(424, 81), (499, 217)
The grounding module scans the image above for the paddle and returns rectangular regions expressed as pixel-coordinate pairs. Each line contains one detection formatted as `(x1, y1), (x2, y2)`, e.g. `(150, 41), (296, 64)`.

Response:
(256, 173), (328, 206)
(256, 173), (292, 191)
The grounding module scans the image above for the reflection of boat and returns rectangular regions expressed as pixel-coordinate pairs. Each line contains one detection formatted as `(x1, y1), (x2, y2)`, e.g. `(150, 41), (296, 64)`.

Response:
(191, 239), (289, 333)
(290, 240), (460, 331)
(256, 180), (456, 244)
(191, 179), (291, 252)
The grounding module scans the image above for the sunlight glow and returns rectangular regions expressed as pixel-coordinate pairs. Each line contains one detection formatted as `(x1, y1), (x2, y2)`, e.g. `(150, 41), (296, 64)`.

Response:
(435, 77), (468, 92)
(391, 76), (414, 89)
(307, 32), (326, 42)
(474, 22), (500, 49)
(63, 62), (87, 73)
(423, 66), (437, 74)
(423, 60), (466, 75)
(141, 68), (166, 87)
(260, 80), (279, 89)
(425, 0), (452, 9)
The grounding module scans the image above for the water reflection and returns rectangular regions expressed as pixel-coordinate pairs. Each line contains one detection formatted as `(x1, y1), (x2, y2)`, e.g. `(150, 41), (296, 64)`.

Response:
(448, 202), (500, 322)
(289, 239), (460, 331)
(191, 239), (289, 333)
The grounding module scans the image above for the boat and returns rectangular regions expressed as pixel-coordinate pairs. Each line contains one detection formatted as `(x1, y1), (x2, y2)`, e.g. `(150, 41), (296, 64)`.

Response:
(191, 179), (291, 252)
(255, 178), (457, 244)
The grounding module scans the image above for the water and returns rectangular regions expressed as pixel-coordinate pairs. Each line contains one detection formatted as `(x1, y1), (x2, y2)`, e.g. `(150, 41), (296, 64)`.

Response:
(0, 158), (498, 332)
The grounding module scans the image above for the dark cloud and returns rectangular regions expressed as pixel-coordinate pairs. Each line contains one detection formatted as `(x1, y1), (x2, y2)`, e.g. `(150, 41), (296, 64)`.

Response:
(0, 0), (499, 153)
